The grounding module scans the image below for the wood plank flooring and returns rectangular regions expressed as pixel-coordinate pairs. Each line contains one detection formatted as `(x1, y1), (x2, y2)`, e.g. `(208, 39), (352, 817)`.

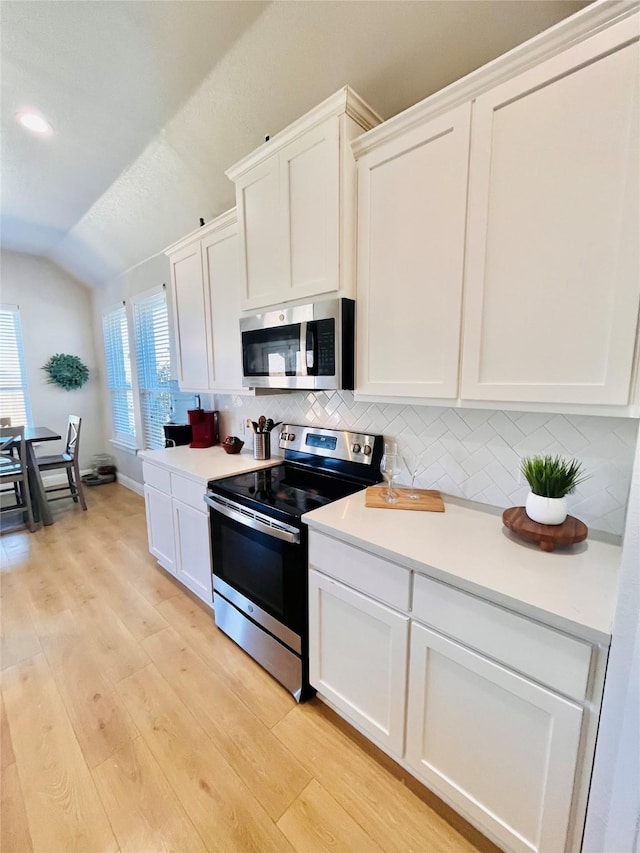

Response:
(0, 483), (499, 853)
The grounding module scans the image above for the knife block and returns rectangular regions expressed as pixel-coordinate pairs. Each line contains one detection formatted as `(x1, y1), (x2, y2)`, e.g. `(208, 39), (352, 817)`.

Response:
(188, 409), (219, 448)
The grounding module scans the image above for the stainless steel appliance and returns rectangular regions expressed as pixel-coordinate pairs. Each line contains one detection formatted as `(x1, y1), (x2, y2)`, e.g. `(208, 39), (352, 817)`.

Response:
(240, 298), (354, 390)
(204, 425), (383, 700)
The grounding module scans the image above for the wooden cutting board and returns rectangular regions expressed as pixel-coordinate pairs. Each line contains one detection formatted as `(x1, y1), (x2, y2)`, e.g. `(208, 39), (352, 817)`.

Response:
(365, 486), (444, 512)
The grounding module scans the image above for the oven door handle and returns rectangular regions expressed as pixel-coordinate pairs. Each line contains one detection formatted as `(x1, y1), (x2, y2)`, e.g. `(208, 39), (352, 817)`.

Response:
(204, 494), (300, 544)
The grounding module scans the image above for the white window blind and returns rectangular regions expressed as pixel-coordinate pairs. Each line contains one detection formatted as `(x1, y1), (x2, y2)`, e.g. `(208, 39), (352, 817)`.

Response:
(133, 287), (171, 450)
(102, 303), (136, 446)
(0, 304), (31, 426)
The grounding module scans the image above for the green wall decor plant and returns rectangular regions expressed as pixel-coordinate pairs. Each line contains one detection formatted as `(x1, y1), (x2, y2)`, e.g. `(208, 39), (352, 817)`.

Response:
(42, 353), (89, 391)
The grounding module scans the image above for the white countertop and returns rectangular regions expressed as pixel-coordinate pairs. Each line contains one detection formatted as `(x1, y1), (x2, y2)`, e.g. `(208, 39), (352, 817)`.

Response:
(138, 445), (281, 483)
(303, 492), (621, 644)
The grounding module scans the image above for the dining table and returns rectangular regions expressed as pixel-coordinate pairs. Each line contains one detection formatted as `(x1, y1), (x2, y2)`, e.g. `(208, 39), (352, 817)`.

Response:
(23, 426), (62, 527)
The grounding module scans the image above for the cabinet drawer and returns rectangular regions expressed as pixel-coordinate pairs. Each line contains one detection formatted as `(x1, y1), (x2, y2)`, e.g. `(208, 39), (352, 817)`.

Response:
(171, 473), (207, 513)
(308, 532), (411, 611)
(412, 573), (592, 701)
(142, 461), (171, 493)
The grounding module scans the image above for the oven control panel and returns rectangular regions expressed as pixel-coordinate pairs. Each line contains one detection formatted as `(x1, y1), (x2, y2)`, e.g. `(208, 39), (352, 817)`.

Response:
(278, 425), (382, 467)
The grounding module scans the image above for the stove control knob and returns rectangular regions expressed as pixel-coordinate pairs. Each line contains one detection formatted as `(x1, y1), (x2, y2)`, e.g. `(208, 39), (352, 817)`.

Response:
(362, 444), (372, 456)
(352, 443), (361, 454)
(280, 431), (287, 441)
(288, 432), (296, 441)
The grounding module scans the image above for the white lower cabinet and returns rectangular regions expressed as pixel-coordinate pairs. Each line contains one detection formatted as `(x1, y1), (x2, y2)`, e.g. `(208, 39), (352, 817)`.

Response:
(308, 530), (604, 853)
(142, 462), (212, 606)
(308, 569), (409, 756)
(173, 498), (212, 603)
(144, 484), (175, 574)
(405, 621), (583, 853)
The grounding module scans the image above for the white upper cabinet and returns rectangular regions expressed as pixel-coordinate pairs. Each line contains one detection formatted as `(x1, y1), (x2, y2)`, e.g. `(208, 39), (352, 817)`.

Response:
(226, 87), (381, 311)
(282, 116), (340, 301)
(165, 210), (247, 394)
(355, 103), (471, 399)
(168, 238), (212, 391)
(233, 158), (282, 308)
(352, 5), (639, 414)
(461, 18), (640, 406)
(200, 212), (245, 393)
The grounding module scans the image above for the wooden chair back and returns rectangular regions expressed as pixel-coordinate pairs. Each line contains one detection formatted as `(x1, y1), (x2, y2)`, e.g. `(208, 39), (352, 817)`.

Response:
(0, 426), (26, 475)
(65, 416), (82, 459)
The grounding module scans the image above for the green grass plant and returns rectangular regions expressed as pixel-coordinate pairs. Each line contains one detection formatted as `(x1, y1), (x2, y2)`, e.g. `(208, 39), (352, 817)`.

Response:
(520, 454), (589, 498)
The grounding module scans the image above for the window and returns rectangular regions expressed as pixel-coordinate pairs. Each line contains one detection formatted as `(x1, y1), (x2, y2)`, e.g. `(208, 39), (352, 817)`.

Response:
(0, 304), (31, 425)
(133, 287), (171, 450)
(102, 303), (136, 448)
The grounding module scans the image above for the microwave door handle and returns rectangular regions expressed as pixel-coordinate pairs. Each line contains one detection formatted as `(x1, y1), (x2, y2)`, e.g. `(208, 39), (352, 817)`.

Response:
(299, 322), (308, 376)
(305, 322), (318, 375)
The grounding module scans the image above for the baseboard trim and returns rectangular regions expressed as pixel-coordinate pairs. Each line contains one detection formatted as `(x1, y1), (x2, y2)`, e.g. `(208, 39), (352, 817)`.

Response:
(115, 472), (143, 496)
(41, 469), (92, 487)
(40, 469), (144, 497)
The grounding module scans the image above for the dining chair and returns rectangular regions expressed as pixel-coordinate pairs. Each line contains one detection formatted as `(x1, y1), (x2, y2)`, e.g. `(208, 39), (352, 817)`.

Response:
(37, 415), (87, 511)
(0, 416), (20, 501)
(0, 426), (36, 533)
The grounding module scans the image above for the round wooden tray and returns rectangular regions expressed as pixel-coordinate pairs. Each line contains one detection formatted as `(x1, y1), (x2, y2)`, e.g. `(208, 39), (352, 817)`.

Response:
(502, 507), (588, 552)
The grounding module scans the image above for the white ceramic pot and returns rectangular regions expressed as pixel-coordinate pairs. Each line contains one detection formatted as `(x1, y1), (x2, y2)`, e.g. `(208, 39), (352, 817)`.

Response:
(525, 492), (568, 525)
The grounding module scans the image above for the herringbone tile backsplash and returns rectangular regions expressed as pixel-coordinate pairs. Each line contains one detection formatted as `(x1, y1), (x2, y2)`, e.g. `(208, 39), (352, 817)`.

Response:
(215, 391), (638, 536)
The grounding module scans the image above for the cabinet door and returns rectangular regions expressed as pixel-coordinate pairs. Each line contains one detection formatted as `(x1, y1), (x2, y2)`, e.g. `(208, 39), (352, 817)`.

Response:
(462, 20), (640, 405)
(406, 622), (583, 853)
(308, 569), (409, 757)
(280, 115), (340, 302)
(168, 240), (212, 390)
(201, 222), (244, 392)
(173, 499), (212, 606)
(356, 104), (471, 399)
(144, 484), (175, 574)
(236, 157), (283, 310)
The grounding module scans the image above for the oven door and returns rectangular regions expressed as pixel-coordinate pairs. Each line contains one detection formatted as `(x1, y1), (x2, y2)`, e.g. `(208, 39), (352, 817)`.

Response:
(205, 493), (307, 647)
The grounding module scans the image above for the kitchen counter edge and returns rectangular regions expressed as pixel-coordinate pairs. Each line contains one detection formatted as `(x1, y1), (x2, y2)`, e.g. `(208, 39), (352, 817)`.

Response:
(138, 445), (281, 483)
(303, 491), (621, 646)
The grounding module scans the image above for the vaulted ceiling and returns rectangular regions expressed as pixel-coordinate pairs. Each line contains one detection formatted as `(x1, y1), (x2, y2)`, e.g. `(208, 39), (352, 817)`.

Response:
(1, 0), (588, 288)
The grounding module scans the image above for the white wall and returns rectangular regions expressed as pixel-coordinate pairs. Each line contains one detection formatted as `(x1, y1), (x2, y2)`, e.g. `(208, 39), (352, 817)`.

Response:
(0, 250), (105, 470)
(583, 439), (640, 853)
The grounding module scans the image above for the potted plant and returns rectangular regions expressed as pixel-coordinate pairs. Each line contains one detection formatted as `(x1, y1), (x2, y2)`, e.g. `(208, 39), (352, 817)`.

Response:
(520, 454), (589, 525)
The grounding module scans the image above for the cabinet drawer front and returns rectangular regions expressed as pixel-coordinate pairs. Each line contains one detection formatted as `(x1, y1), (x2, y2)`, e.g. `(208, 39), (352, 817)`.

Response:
(142, 462), (171, 493)
(412, 573), (592, 700)
(309, 532), (411, 611)
(170, 474), (206, 513)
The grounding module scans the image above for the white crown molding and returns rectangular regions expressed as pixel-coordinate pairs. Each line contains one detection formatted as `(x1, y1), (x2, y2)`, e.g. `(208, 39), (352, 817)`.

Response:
(352, 0), (640, 158)
(225, 85), (382, 181)
(163, 207), (237, 256)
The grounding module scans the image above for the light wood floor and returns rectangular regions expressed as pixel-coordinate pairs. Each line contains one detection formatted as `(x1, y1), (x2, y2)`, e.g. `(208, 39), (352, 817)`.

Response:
(1, 483), (499, 853)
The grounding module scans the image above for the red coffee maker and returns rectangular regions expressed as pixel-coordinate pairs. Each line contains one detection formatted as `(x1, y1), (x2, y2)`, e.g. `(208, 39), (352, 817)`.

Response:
(188, 398), (219, 448)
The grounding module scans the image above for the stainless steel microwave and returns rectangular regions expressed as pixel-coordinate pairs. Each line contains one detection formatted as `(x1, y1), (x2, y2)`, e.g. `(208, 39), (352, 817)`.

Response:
(240, 298), (354, 390)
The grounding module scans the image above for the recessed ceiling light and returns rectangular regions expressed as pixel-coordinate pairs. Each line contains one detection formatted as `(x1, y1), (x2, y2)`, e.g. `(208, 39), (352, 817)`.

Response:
(16, 111), (53, 135)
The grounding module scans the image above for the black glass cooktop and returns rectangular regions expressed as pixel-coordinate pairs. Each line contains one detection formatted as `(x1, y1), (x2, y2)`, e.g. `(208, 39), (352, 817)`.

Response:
(208, 463), (370, 520)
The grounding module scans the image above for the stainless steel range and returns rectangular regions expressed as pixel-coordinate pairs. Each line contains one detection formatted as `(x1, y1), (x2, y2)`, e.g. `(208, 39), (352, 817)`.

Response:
(204, 425), (383, 701)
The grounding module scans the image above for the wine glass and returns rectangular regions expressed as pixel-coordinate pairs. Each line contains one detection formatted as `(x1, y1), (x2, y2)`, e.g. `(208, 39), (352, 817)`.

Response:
(381, 442), (400, 504)
(402, 452), (421, 499)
